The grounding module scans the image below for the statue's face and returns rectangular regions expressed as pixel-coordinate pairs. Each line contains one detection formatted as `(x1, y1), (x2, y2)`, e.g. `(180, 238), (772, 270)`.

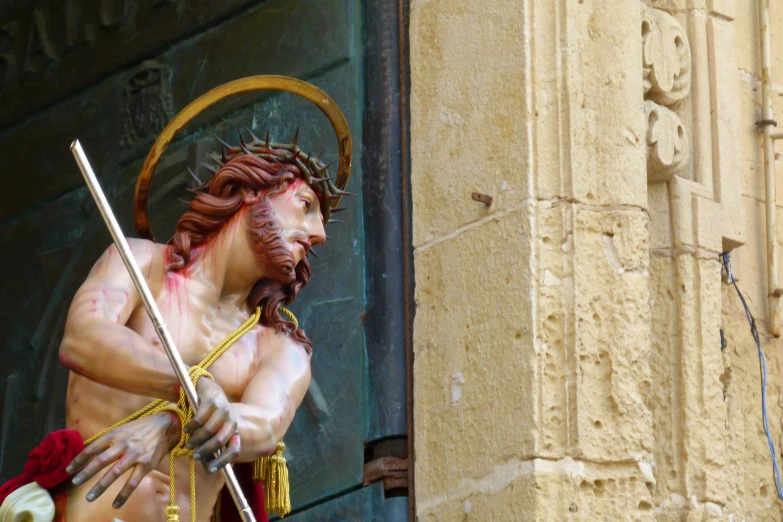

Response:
(266, 179), (327, 265)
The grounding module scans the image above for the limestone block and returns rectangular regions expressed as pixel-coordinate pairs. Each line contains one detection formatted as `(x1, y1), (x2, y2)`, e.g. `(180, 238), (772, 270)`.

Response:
(707, 17), (745, 250)
(535, 461), (655, 521)
(418, 458), (656, 521)
(731, 0), (760, 73)
(644, 1), (695, 13)
(534, 0), (646, 208)
(720, 306), (783, 518)
(409, 0), (528, 247)
(649, 252), (730, 506)
(649, 182), (673, 249)
(534, 204), (572, 458)
(693, 196), (722, 254)
(648, 257), (680, 499)
(536, 203), (652, 461)
(416, 468), (536, 522)
(709, 0), (735, 20)
(736, 66), (763, 202)
(668, 176), (728, 252)
(731, 196), (783, 322)
(572, 206), (653, 460)
(413, 205), (537, 508)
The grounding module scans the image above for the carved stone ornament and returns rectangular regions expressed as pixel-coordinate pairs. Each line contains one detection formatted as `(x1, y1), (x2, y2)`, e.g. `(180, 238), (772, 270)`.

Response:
(645, 100), (689, 182)
(119, 60), (174, 151)
(642, 5), (691, 106)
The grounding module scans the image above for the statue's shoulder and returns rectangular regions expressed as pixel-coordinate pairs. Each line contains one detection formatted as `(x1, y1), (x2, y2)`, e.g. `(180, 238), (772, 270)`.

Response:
(124, 238), (168, 267)
(258, 323), (311, 361)
(90, 238), (167, 286)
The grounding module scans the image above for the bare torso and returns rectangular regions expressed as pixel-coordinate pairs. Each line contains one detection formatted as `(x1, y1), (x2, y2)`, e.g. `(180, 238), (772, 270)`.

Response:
(63, 242), (284, 522)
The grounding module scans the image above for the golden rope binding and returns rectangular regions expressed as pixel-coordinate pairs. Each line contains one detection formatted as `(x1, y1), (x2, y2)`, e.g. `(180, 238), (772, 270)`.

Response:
(83, 307), (295, 521)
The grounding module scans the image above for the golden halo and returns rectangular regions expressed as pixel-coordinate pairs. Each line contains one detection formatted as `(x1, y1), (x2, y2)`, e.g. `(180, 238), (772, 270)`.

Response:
(133, 75), (353, 240)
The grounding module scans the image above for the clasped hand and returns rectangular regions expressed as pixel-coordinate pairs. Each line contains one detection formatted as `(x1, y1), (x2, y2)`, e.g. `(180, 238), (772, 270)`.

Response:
(65, 377), (240, 509)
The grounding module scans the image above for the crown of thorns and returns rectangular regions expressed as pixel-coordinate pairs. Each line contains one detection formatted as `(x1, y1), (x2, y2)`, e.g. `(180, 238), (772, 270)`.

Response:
(186, 127), (352, 224)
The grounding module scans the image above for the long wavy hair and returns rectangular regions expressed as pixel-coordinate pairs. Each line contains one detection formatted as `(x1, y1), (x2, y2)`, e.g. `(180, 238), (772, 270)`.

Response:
(167, 152), (316, 351)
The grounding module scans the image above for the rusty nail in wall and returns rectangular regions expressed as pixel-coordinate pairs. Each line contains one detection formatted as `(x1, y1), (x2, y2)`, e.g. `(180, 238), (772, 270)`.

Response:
(471, 192), (493, 206)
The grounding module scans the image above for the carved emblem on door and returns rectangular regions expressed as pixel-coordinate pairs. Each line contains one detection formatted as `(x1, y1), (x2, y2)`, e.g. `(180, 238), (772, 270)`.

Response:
(119, 60), (174, 152)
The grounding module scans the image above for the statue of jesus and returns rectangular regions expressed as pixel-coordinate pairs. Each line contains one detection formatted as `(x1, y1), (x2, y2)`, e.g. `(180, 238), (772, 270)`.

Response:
(50, 133), (344, 522)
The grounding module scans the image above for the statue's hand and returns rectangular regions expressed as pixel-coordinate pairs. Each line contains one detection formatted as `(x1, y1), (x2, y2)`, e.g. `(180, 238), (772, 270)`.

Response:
(66, 411), (180, 509)
(184, 377), (241, 474)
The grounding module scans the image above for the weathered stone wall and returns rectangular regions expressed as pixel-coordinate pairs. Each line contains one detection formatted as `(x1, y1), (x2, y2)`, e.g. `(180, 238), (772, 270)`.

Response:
(411, 0), (783, 519)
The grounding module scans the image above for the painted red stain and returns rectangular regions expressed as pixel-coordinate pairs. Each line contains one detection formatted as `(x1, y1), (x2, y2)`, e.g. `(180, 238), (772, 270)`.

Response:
(283, 180), (304, 206)
(106, 245), (114, 268)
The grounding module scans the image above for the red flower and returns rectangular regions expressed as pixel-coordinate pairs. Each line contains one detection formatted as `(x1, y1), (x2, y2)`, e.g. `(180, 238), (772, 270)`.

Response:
(0, 430), (84, 506)
(24, 430), (84, 489)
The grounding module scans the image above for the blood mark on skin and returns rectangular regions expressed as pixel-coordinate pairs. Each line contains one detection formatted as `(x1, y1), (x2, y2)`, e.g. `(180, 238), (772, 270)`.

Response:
(59, 352), (86, 374)
(284, 180), (306, 206)
(106, 245), (114, 268)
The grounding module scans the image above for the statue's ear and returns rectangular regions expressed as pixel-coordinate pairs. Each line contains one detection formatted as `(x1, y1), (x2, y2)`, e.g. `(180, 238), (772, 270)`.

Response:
(243, 189), (261, 205)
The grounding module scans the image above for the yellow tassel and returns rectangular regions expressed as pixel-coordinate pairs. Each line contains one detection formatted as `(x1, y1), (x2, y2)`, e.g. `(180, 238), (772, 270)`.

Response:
(166, 505), (181, 522)
(252, 455), (267, 484)
(258, 442), (291, 517)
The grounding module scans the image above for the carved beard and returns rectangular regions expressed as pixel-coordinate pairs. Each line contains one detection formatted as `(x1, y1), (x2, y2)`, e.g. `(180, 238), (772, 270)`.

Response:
(246, 200), (294, 283)
(244, 199), (313, 350)
(246, 199), (308, 284)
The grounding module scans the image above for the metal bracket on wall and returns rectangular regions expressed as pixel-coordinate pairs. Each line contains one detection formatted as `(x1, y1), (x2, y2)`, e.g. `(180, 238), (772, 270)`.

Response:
(363, 456), (409, 493)
(363, 437), (409, 495)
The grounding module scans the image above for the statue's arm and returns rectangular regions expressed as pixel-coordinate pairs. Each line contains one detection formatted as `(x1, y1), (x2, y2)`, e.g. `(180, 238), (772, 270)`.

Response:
(58, 239), (179, 401)
(232, 334), (311, 462)
(184, 330), (311, 470)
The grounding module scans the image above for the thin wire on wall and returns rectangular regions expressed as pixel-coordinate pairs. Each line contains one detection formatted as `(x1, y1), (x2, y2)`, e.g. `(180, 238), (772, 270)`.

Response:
(722, 252), (783, 501)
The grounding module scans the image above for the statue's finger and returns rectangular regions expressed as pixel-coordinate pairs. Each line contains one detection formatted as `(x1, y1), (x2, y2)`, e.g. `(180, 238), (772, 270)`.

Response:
(197, 423), (236, 473)
(66, 436), (112, 475)
(73, 445), (124, 489)
(183, 398), (217, 434)
(186, 408), (223, 452)
(203, 433), (240, 473)
(87, 452), (139, 503)
(112, 461), (150, 509)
